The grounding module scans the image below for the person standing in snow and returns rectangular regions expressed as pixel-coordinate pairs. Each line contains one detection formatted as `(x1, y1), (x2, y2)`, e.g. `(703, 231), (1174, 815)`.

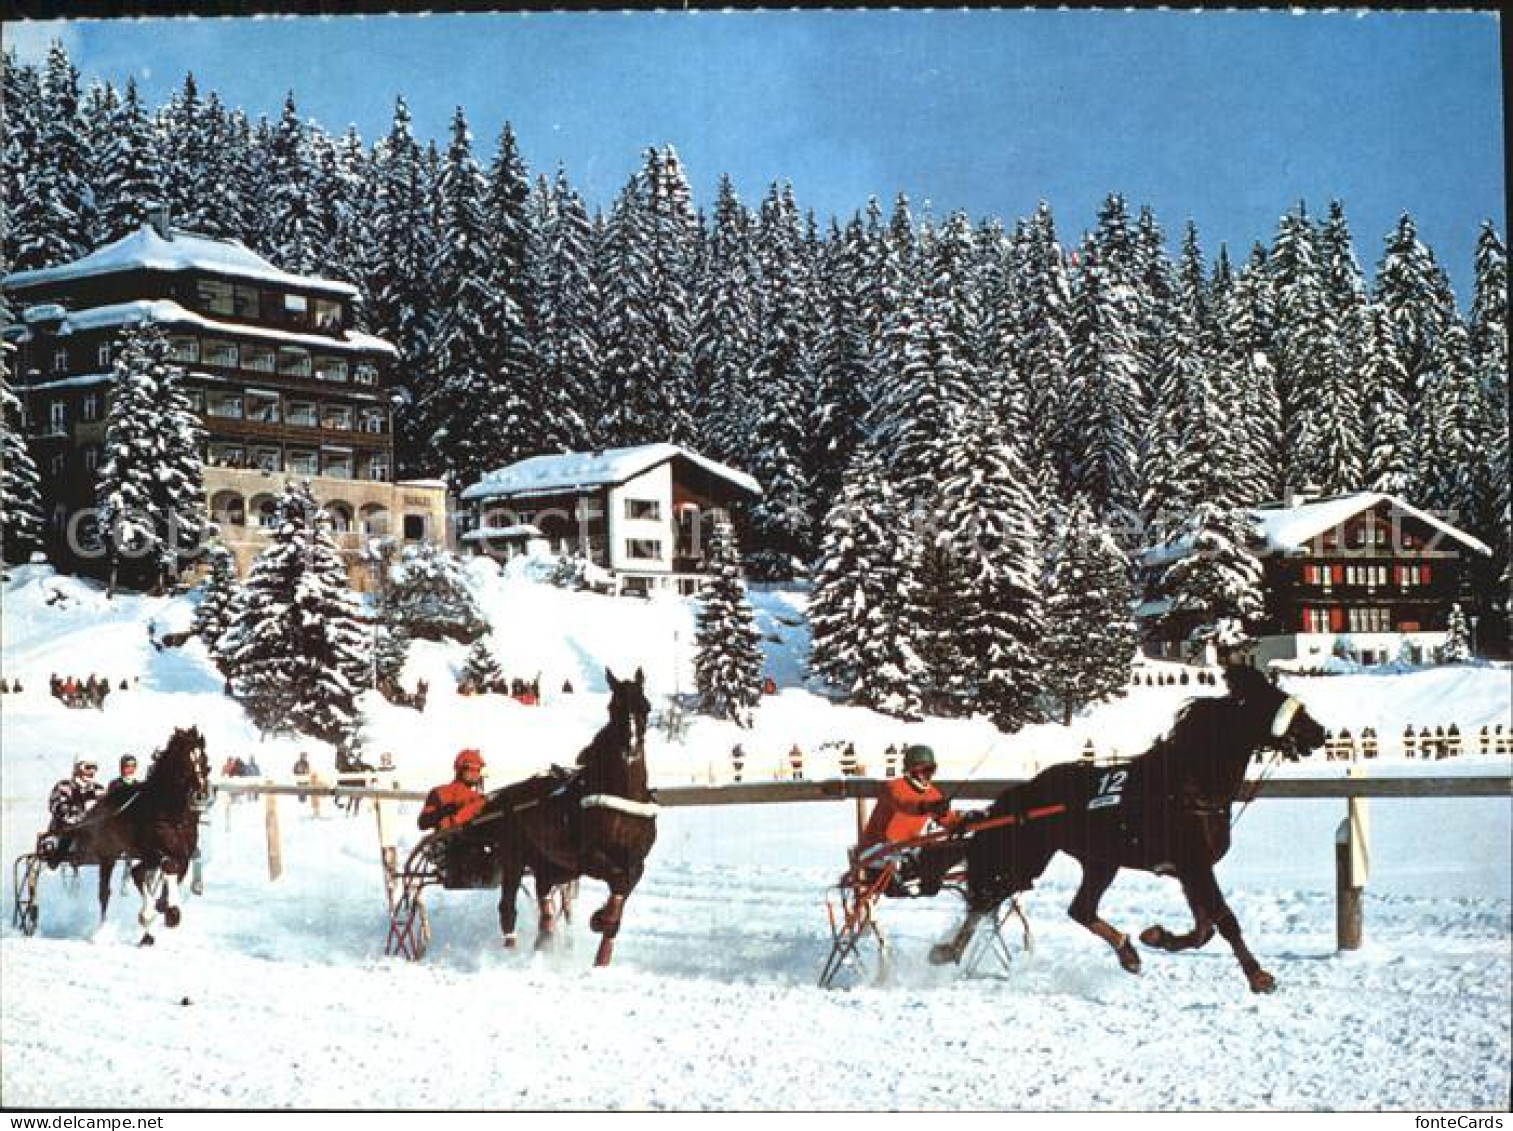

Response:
(418, 750), (489, 832)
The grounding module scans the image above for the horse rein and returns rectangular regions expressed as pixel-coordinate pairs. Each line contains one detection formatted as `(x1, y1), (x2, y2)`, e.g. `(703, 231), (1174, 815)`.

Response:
(1232, 700), (1304, 831)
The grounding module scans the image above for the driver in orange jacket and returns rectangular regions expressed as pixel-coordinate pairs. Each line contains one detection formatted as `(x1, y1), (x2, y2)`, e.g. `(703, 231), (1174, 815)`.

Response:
(860, 744), (963, 850)
(418, 749), (489, 831)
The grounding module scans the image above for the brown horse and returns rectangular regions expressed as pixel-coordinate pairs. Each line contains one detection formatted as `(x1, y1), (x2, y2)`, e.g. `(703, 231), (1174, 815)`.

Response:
(491, 667), (658, 965)
(935, 666), (1326, 992)
(88, 726), (211, 946)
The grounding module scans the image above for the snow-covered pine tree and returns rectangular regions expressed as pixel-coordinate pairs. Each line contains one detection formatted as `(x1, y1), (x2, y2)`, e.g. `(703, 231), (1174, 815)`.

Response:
(461, 637), (507, 693)
(694, 174), (760, 468)
(1154, 503), (1265, 654)
(1268, 202), (1333, 491)
(1373, 212), (1458, 406)
(93, 77), (165, 245)
(0, 263), (45, 565)
(2, 52), (44, 271)
(807, 445), (924, 719)
(1215, 244), (1284, 506)
(745, 182), (819, 575)
(1466, 223), (1510, 639)
(1062, 237), (1145, 541)
(1042, 494), (1138, 725)
(920, 403), (1046, 731)
(266, 93), (324, 276)
(1008, 202), (1076, 484)
(218, 482), (370, 745)
(1441, 603), (1472, 664)
(381, 542), (486, 644)
(374, 623), (412, 690)
(536, 168), (597, 453)
(191, 543), (240, 656)
(1360, 303), (1414, 495)
(807, 215), (873, 531)
(366, 97), (441, 477)
(13, 43), (93, 269)
(693, 517), (764, 726)
(1413, 320), (1484, 522)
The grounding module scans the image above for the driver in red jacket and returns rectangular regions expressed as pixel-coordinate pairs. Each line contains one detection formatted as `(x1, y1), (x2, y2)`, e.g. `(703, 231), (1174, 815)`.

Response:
(419, 749), (489, 832)
(857, 745), (964, 896)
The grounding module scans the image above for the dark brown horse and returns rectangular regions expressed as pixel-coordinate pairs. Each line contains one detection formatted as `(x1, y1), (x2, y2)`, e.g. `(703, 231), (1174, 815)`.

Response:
(935, 666), (1326, 992)
(88, 726), (211, 945)
(491, 667), (658, 966)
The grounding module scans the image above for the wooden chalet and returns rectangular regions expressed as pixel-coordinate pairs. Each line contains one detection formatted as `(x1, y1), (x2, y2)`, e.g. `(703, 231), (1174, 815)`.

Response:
(1139, 491), (1493, 667)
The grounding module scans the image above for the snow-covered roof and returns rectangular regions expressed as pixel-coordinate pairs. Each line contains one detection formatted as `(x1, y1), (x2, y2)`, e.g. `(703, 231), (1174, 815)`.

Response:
(4, 225), (360, 298)
(462, 523), (545, 542)
(462, 443), (761, 501)
(39, 299), (397, 357)
(1253, 492), (1492, 556)
(1140, 492), (1493, 568)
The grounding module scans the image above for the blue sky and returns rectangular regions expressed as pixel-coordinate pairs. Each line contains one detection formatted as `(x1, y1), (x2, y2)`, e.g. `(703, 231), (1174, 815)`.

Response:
(8, 9), (1505, 299)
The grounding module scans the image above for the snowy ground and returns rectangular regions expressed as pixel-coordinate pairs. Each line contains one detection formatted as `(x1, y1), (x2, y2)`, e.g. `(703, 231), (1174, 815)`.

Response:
(1, 565), (1509, 1110)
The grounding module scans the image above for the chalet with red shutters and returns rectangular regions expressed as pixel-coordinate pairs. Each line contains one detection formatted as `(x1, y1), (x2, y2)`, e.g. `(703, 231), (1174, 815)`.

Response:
(1140, 490), (1493, 667)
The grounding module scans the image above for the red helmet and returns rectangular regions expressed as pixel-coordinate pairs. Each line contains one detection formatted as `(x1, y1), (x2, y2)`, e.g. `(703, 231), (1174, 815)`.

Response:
(454, 749), (484, 773)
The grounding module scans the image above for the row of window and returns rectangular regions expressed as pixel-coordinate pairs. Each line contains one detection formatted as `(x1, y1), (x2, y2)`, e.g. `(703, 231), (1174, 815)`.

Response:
(206, 442), (389, 481)
(167, 336), (377, 385)
(1301, 563), (1433, 589)
(194, 279), (344, 333)
(1300, 607), (1425, 634)
(202, 392), (385, 433)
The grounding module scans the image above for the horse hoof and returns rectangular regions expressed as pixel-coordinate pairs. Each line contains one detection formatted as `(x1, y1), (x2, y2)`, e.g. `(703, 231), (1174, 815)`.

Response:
(1139, 925), (1169, 949)
(928, 943), (962, 967)
(165, 907), (182, 929)
(1116, 941), (1142, 974)
(139, 934), (155, 948)
(534, 932), (553, 953)
(1248, 969), (1277, 994)
(503, 934), (518, 950)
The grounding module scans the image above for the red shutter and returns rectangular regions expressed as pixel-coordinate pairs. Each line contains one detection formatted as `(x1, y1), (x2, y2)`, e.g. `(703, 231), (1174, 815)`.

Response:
(1393, 565), (1404, 586)
(1329, 607), (1345, 632)
(1421, 565), (1431, 585)
(1301, 609), (1312, 631)
(1331, 564), (1344, 585)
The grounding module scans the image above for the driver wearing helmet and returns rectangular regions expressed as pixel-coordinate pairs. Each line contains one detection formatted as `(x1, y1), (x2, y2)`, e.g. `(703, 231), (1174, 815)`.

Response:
(860, 744), (963, 850)
(418, 749), (489, 832)
(42, 758), (106, 865)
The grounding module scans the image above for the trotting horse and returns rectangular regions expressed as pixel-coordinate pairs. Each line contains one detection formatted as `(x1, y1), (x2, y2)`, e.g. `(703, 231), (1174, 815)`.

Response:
(934, 666), (1325, 992)
(491, 667), (658, 966)
(89, 726), (211, 946)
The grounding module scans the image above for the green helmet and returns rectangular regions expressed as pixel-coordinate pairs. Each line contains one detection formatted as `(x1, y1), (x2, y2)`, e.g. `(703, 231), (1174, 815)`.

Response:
(903, 744), (936, 770)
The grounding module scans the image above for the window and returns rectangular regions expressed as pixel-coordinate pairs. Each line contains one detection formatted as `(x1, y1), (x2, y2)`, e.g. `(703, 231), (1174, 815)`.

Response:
(233, 286), (262, 321)
(403, 514), (427, 541)
(52, 349), (68, 373)
(168, 336), (199, 364)
(625, 538), (662, 561)
(313, 298), (343, 332)
(624, 498), (662, 521)
(253, 448), (280, 473)
(202, 339), (239, 368)
(50, 453), (65, 476)
(1348, 607), (1392, 633)
(322, 406), (352, 431)
(313, 356), (348, 383)
(277, 348), (312, 378)
(185, 389), (204, 413)
(322, 450), (353, 478)
(360, 409), (385, 434)
(366, 456), (390, 482)
(207, 395), (243, 419)
(283, 293), (309, 327)
(287, 450), (318, 476)
(49, 402), (66, 431)
(197, 279), (234, 315)
(1398, 564), (1431, 588)
(209, 444), (245, 469)
(287, 401), (317, 427)
(82, 394), (98, 422)
(255, 497), (280, 528)
(1302, 608), (1330, 634)
(243, 344), (276, 374)
(83, 446), (98, 473)
(97, 343), (113, 368)
(246, 394), (279, 423)
(354, 363), (378, 386)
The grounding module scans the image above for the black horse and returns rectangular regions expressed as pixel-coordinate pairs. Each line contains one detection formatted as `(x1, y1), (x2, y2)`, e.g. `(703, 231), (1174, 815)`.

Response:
(88, 726), (211, 945)
(491, 667), (658, 966)
(935, 666), (1326, 992)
